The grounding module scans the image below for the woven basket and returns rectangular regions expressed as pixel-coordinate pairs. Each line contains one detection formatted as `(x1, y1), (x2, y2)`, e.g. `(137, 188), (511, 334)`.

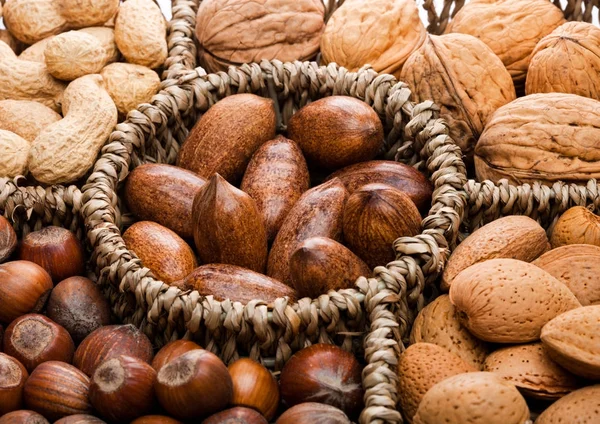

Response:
(0, 0), (199, 225)
(419, 0), (600, 235)
(81, 60), (466, 424)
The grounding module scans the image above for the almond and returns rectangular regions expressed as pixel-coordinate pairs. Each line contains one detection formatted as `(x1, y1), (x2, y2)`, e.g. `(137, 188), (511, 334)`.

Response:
(192, 174), (268, 273)
(267, 178), (348, 284)
(550, 206), (600, 248)
(533, 244), (600, 305)
(398, 343), (476, 423)
(541, 305), (600, 379)
(413, 372), (530, 424)
(535, 385), (600, 424)
(449, 259), (581, 343)
(483, 343), (580, 399)
(442, 216), (549, 291)
(410, 295), (490, 370)
(122, 221), (197, 284)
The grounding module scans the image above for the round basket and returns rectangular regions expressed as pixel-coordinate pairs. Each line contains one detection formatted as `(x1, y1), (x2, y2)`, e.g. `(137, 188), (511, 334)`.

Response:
(419, 0), (600, 235)
(81, 60), (467, 424)
(0, 0), (200, 222)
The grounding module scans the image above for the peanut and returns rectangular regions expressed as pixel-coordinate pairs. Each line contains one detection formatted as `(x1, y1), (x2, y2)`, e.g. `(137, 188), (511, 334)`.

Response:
(0, 100), (62, 142)
(0, 41), (66, 112)
(0, 130), (30, 177)
(100, 62), (160, 116)
(44, 31), (117, 81)
(115, 0), (168, 68)
(29, 74), (118, 184)
(19, 36), (54, 63)
(3, 0), (119, 44)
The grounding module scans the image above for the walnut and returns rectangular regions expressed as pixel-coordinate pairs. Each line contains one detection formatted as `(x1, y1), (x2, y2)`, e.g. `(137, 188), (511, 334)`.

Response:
(400, 33), (516, 163)
(195, 0), (325, 73)
(475, 93), (600, 185)
(445, 0), (565, 92)
(320, 0), (426, 78)
(526, 22), (600, 100)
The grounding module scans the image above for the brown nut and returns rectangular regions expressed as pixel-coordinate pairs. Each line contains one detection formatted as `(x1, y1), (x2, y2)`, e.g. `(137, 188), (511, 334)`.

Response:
(0, 410), (49, 424)
(202, 407), (267, 424)
(240, 136), (310, 243)
(0, 353), (28, 415)
(342, 183), (421, 269)
(123, 221), (197, 284)
(550, 206), (600, 248)
(54, 415), (106, 424)
(177, 94), (276, 184)
(124, 164), (207, 239)
(276, 403), (350, 424)
(289, 236), (371, 298)
(3, 314), (75, 373)
(130, 417), (181, 424)
(535, 385), (600, 424)
(228, 358), (279, 420)
(0, 215), (17, 263)
(192, 174), (268, 273)
(287, 96), (384, 170)
(151, 340), (202, 372)
(267, 178), (348, 284)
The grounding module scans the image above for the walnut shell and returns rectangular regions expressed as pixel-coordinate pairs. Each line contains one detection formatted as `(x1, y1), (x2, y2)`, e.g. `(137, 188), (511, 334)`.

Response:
(445, 0), (565, 91)
(474, 93), (600, 185)
(195, 0), (325, 73)
(321, 0), (426, 77)
(550, 206), (600, 248)
(400, 33), (515, 163)
(526, 22), (600, 100)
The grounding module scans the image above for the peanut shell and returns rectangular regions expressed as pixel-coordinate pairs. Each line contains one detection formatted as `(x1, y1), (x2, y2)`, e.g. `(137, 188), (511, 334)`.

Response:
(0, 130), (29, 177)
(192, 174), (268, 273)
(100, 63), (160, 116)
(398, 343), (476, 423)
(57, 0), (119, 28)
(541, 305), (600, 379)
(44, 31), (110, 81)
(442, 215), (550, 291)
(3, 0), (68, 44)
(0, 100), (61, 143)
(267, 178), (348, 285)
(123, 221), (197, 285)
(483, 343), (580, 399)
(240, 136), (310, 243)
(413, 372), (530, 424)
(410, 295), (490, 370)
(449, 258), (581, 343)
(533, 244), (600, 306)
(535, 385), (600, 424)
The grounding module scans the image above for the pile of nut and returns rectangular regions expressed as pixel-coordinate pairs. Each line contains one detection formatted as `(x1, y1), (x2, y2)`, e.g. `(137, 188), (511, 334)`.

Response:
(120, 93), (432, 301)
(397, 207), (600, 423)
(0, 217), (364, 423)
(0, 0), (166, 184)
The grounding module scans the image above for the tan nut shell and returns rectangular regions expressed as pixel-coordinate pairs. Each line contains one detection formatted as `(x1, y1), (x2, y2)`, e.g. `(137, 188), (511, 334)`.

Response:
(44, 31), (111, 81)
(541, 305), (600, 379)
(483, 343), (580, 399)
(445, 0), (565, 89)
(19, 36), (55, 63)
(413, 372), (530, 424)
(449, 259), (581, 343)
(0, 29), (22, 54)
(0, 100), (61, 143)
(526, 22), (600, 100)
(57, 0), (120, 28)
(321, 0), (425, 77)
(3, 0), (68, 44)
(550, 206), (600, 248)
(533, 244), (600, 306)
(400, 33), (515, 162)
(29, 74), (118, 184)
(410, 295), (490, 370)
(474, 93), (600, 185)
(398, 343), (476, 423)
(196, 0), (325, 73)
(0, 130), (29, 177)
(100, 63), (160, 116)
(535, 385), (600, 424)
(115, 0), (168, 68)
(0, 40), (66, 112)
(442, 215), (549, 291)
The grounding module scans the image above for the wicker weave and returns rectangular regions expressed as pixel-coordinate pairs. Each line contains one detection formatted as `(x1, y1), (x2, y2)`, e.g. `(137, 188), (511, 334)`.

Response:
(419, 0), (600, 237)
(81, 59), (467, 424)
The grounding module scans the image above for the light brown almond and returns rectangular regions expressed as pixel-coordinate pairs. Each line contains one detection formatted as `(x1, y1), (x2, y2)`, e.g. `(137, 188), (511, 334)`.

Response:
(535, 385), (600, 424)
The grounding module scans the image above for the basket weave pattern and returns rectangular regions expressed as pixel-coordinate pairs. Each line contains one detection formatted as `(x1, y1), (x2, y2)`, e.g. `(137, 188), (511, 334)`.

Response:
(81, 59), (467, 424)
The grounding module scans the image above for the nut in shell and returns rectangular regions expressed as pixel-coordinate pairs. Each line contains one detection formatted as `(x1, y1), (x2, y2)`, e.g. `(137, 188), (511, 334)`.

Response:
(44, 31), (110, 81)
(535, 385), (600, 424)
(0, 130), (29, 178)
(526, 22), (600, 100)
(100, 63), (160, 117)
(550, 206), (600, 248)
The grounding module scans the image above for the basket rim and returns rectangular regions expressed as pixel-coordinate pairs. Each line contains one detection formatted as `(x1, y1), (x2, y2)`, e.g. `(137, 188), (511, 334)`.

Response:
(80, 59), (467, 424)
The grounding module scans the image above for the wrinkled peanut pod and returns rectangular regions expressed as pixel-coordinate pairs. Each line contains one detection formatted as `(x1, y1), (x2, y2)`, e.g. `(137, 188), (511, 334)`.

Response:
(44, 31), (113, 81)
(0, 40), (66, 112)
(100, 63), (160, 116)
(29, 74), (118, 184)
(115, 0), (168, 69)
(0, 100), (62, 142)
(57, 0), (119, 28)
(0, 129), (29, 177)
